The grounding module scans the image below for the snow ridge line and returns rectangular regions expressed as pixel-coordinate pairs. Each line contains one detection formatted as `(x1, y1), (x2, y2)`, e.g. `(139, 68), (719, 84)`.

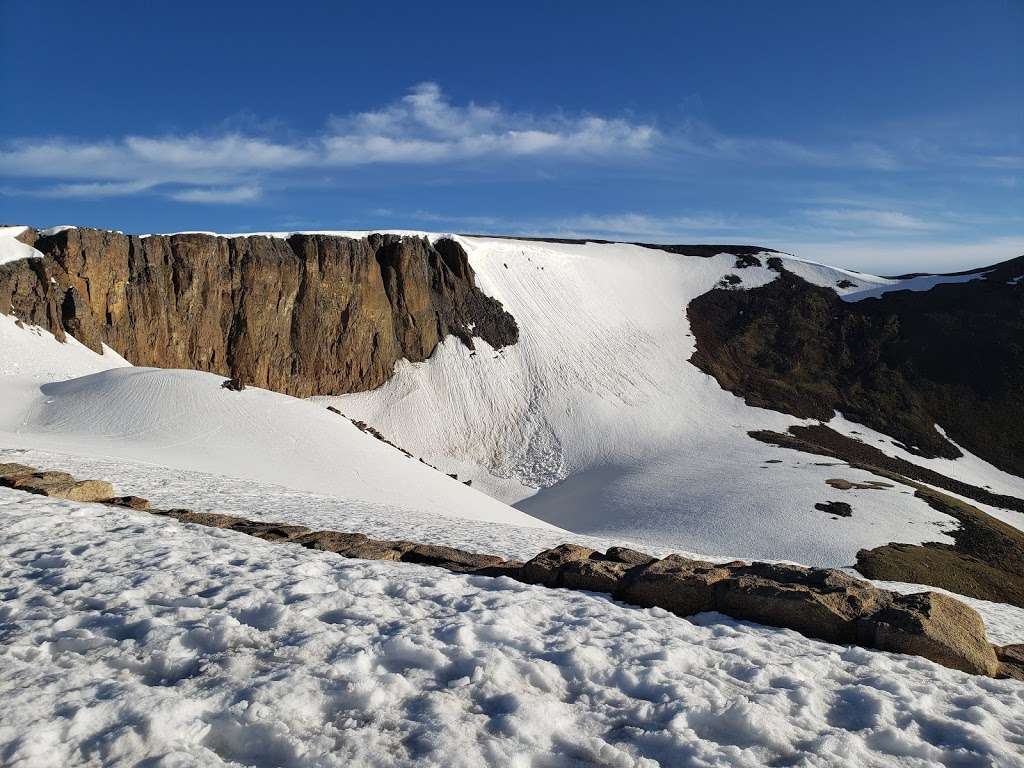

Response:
(2, 460), (1020, 678)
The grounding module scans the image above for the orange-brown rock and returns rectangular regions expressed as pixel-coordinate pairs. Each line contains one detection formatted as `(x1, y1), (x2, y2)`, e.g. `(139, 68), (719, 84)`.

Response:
(1, 228), (517, 397)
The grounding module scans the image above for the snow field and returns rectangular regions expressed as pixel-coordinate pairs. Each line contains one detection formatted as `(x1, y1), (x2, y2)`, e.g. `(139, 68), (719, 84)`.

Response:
(3, 491), (1024, 768)
(0, 315), (554, 531)
(329, 237), (972, 565)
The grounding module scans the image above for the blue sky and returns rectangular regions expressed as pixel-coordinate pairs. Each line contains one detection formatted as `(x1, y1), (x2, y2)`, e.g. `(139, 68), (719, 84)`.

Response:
(1, 1), (1021, 273)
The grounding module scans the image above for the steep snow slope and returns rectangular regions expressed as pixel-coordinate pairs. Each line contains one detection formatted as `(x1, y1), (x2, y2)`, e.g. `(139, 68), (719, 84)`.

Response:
(328, 236), (1013, 565)
(0, 317), (554, 530)
(3, 491), (1023, 768)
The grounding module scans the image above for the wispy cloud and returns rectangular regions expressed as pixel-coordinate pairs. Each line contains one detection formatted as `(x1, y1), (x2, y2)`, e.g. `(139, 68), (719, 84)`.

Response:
(170, 184), (262, 204)
(0, 82), (658, 203)
(2, 81), (1019, 211)
(32, 179), (158, 198)
(323, 82), (657, 164)
(808, 208), (937, 231)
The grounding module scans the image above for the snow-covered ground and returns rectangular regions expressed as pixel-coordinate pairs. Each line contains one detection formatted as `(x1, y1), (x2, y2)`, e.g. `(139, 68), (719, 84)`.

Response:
(3, 490), (1023, 768)
(0, 315), (554, 532)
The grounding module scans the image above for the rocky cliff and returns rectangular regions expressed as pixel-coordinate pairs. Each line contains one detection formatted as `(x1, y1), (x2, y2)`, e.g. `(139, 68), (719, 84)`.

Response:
(688, 256), (1024, 478)
(1, 228), (517, 397)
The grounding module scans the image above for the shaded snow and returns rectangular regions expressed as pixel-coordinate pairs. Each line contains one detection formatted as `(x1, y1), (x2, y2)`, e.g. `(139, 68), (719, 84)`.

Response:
(0, 365), (553, 531)
(2, 491), (1023, 768)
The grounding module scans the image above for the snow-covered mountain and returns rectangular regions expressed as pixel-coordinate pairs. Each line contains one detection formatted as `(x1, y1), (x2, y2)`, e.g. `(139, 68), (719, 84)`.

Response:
(2, 224), (1023, 766)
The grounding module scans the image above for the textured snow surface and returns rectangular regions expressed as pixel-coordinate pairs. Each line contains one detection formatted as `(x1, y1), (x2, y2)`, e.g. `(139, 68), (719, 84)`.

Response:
(328, 236), (967, 566)
(2, 491), (1023, 768)
(0, 313), (552, 532)
(5, 443), (1023, 645)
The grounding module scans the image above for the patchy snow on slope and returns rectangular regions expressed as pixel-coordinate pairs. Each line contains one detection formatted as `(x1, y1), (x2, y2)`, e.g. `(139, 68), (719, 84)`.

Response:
(824, 414), (1024, 533)
(2, 491), (1023, 768)
(327, 237), (962, 567)
(779, 256), (989, 302)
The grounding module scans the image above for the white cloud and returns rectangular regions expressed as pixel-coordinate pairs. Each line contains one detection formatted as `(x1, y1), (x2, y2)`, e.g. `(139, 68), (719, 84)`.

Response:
(322, 82), (656, 165)
(0, 83), (658, 202)
(809, 208), (938, 231)
(36, 180), (158, 198)
(170, 184), (262, 204)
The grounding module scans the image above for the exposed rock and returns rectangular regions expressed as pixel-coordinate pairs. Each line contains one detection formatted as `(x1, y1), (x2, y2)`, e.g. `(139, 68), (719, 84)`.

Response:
(400, 543), (509, 573)
(227, 520), (311, 541)
(715, 562), (890, 644)
(0, 462), (36, 479)
(815, 501), (852, 517)
(616, 555), (734, 616)
(1, 471), (114, 502)
(221, 377), (246, 392)
(153, 509), (248, 528)
(858, 592), (999, 676)
(995, 644), (1024, 681)
(689, 256), (1024, 477)
(751, 425), (1024, 513)
(558, 559), (634, 593)
(826, 478), (892, 491)
(0, 464), (1005, 676)
(0, 229), (518, 397)
(519, 544), (598, 586)
(103, 495), (152, 511)
(605, 546), (657, 566)
(294, 530), (413, 561)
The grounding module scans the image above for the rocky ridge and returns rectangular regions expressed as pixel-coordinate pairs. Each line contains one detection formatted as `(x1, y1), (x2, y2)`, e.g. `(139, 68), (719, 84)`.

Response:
(688, 256), (1024, 477)
(1, 460), (1018, 678)
(1, 227), (518, 397)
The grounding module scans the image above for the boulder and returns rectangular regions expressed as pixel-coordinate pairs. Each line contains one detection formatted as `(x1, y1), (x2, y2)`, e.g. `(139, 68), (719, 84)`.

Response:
(400, 543), (508, 573)
(605, 546), (657, 566)
(103, 495), (152, 511)
(4, 471), (114, 502)
(815, 501), (853, 517)
(294, 530), (413, 561)
(715, 562), (889, 644)
(995, 644), (1024, 681)
(616, 555), (734, 616)
(559, 558), (633, 593)
(154, 509), (248, 528)
(858, 591), (999, 676)
(227, 520), (311, 542)
(0, 462), (36, 480)
(519, 544), (598, 586)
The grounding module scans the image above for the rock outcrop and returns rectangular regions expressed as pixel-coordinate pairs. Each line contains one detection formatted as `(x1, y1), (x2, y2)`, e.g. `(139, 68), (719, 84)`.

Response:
(4, 460), (1006, 676)
(688, 256), (1024, 478)
(1, 228), (518, 397)
(0, 463), (113, 502)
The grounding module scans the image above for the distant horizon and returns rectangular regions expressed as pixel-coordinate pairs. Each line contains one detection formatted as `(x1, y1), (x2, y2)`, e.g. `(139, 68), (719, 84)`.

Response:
(11, 220), (1022, 277)
(2, 1), (1021, 275)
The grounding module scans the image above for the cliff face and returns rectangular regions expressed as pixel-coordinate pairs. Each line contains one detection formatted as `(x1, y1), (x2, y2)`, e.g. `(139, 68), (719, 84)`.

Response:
(1, 228), (517, 397)
(688, 256), (1024, 478)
